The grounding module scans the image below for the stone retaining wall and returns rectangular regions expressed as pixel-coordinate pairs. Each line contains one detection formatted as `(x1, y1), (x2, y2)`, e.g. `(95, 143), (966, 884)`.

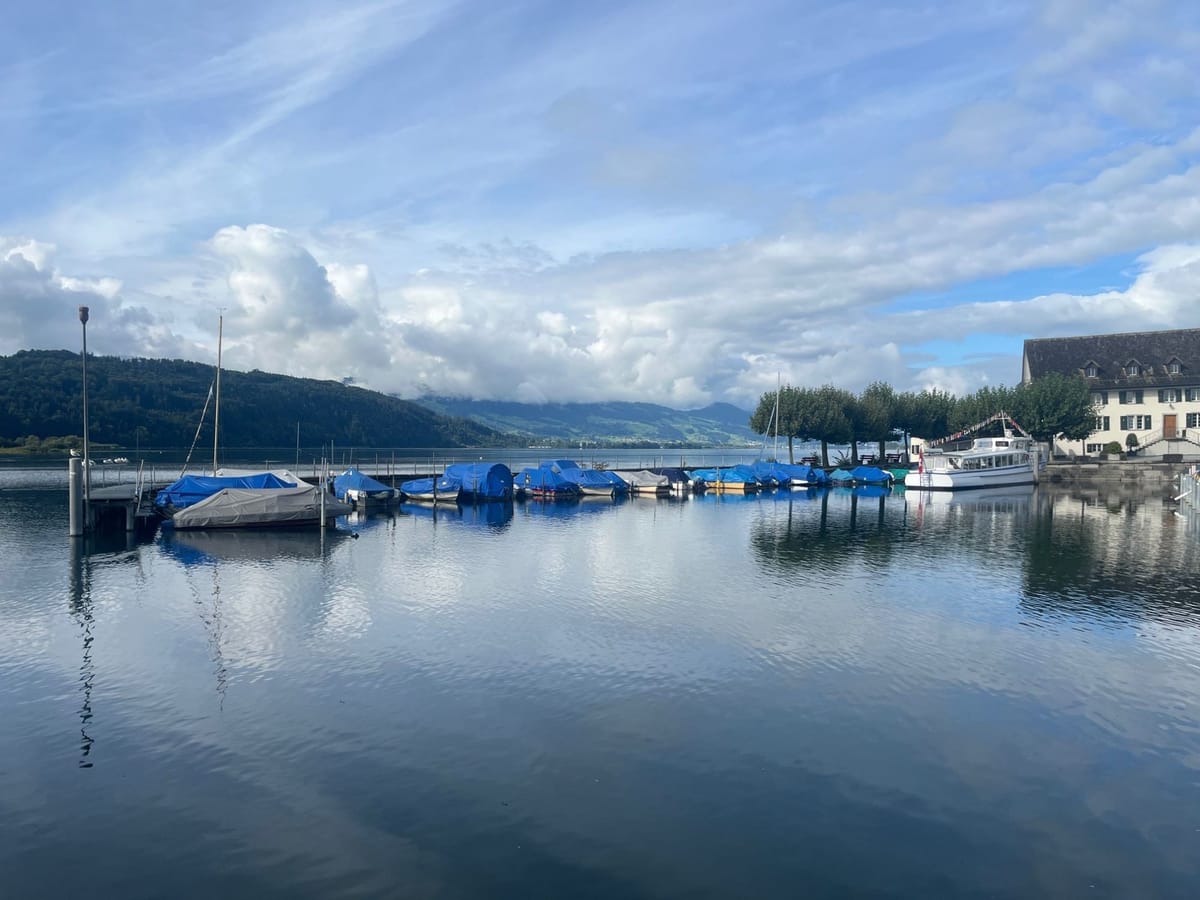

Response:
(1043, 460), (1193, 495)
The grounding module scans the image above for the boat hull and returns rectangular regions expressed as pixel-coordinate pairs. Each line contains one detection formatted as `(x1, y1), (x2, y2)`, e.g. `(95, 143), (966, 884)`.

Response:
(904, 466), (1035, 491)
(404, 492), (459, 503)
(710, 481), (759, 494)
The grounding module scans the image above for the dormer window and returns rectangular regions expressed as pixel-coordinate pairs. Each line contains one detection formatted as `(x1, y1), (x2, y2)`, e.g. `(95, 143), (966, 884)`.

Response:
(1168, 360), (1182, 375)
(1124, 361), (1141, 376)
(1084, 363), (1098, 378)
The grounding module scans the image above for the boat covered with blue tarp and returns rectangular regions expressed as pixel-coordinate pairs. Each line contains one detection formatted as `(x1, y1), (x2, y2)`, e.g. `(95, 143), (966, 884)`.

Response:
(556, 466), (621, 496)
(513, 466), (581, 497)
(443, 462), (514, 502)
(688, 464), (760, 493)
(156, 472), (297, 512)
(333, 467), (399, 505)
(753, 461), (828, 488)
(400, 475), (460, 502)
(850, 465), (893, 485)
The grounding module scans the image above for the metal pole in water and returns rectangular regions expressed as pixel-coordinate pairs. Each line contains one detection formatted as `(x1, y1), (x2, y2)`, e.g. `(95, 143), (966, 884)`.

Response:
(69, 456), (83, 537)
(78, 306), (92, 512)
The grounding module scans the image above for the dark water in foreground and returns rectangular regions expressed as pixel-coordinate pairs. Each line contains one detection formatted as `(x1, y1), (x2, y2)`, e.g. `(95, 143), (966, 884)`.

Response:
(2, 475), (1199, 899)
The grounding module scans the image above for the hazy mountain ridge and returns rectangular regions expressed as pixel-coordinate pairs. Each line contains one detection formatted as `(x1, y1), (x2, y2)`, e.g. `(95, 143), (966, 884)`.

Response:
(415, 397), (757, 446)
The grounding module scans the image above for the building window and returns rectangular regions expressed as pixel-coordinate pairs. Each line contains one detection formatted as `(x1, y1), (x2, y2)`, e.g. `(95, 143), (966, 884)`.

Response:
(1094, 416), (1109, 431)
(1125, 363), (1141, 376)
(1188, 413), (1200, 428)
(1119, 390), (1143, 404)
(1169, 361), (1182, 374)
(1120, 415), (1153, 430)
(1187, 388), (1200, 402)
(1091, 391), (1108, 405)
(1086, 443), (1104, 454)
(1158, 388), (1182, 403)
(1085, 364), (1098, 377)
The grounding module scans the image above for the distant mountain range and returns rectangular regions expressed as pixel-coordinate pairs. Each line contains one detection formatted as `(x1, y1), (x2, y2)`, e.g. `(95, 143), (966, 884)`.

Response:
(0, 349), (759, 451)
(415, 397), (757, 447)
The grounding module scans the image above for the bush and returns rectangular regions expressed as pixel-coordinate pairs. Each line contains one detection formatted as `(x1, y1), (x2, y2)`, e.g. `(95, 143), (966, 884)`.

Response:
(1125, 432), (1139, 450)
(1104, 441), (1122, 455)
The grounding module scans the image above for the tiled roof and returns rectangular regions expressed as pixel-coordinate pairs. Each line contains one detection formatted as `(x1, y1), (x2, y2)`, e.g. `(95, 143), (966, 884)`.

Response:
(1023, 328), (1200, 388)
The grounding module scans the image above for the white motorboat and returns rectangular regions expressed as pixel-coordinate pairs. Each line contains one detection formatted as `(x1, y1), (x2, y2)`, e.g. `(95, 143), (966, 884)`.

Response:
(905, 432), (1040, 491)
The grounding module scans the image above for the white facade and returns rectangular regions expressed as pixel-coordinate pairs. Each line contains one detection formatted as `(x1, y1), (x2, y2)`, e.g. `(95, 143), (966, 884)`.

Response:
(1022, 329), (1200, 459)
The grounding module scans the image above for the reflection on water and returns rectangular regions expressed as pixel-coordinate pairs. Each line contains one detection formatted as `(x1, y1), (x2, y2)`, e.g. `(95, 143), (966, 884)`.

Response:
(3, 482), (1200, 898)
(160, 525), (352, 563)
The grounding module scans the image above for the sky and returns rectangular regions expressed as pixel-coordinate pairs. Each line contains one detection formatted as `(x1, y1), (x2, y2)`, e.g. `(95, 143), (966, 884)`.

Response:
(2, 0), (1199, 410)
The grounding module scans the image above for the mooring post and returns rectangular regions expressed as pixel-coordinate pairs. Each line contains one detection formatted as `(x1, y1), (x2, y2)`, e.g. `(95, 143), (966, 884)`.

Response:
(69, 456), (83, 537)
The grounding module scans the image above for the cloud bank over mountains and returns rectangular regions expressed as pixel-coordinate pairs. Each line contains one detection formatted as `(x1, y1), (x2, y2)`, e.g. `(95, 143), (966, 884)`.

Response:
(2, 0), (1199, 408)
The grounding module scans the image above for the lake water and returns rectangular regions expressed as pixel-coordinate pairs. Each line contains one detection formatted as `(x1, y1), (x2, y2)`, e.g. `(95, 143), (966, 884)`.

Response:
(2, 471), (1199, 898)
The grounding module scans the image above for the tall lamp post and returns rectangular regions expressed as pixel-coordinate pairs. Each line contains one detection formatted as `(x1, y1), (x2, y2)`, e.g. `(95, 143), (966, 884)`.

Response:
(79, 306), (91, 504)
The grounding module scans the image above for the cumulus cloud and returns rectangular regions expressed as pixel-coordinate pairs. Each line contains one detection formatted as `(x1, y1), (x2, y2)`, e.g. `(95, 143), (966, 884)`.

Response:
(0, 238), (200, 361)
(207, 225), (394, 381)
(4, 2), (1200, 408)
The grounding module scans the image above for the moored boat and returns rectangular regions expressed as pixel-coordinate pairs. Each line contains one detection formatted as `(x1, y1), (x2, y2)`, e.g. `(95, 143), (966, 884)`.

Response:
(512, 466), (582, 498)
(400, 475), (461, 503)
(443, 462), (514, 502)
(334, 467), (400, 506)
(167, 482), (351, 530)
(905, 416), (1041, 491)
(624, 470), (671, 495)
(688, 465), (760, 493)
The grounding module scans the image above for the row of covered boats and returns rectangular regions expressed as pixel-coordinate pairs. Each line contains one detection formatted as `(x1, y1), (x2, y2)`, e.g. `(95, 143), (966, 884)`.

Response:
(151, 458), (904, 530)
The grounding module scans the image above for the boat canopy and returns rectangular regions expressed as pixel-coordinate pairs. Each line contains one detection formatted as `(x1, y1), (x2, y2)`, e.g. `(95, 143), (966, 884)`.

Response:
(542, 459), (581, 471)
(400, 475), (460, 498)
(443, 462), (514, 501)
(558, 467), (617, 491)
(333, 467), (398, 502)
(156, 472), (296, 511)
(625, 470), (669, 489)
(850, 465), (893, 485)
(168, 484), (350, 529)
(689, 465), (758, 485)
(513, 466), (581, 495)
(651, 467), (692, 485)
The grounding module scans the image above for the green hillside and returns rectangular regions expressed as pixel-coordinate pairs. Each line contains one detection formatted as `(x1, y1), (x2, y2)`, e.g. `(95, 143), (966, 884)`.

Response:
(416, 397), (757, 447)
(0, 350), (502, 451)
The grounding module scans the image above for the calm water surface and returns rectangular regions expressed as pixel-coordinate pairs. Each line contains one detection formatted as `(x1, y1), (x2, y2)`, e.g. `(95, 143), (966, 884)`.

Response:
(2, 472), (1199, 898)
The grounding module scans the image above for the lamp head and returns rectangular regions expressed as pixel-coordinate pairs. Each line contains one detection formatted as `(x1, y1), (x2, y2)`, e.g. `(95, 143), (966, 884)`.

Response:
(78, 306), (89, 324)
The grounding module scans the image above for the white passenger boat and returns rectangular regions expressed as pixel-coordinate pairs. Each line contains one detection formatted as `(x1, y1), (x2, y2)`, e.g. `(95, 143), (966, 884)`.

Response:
(905, 427), (1041, 492)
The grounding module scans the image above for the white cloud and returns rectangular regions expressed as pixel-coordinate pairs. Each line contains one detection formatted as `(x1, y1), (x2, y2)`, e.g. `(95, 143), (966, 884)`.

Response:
(3, 1), (1200, 409)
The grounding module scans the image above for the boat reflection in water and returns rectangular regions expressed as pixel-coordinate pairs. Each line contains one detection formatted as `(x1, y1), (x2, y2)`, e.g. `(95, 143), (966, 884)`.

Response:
(403, 499), (515, 529)
(516, 493), (628, 520)
(904, 483), (1036, 511)
(160, 526), (352, 564)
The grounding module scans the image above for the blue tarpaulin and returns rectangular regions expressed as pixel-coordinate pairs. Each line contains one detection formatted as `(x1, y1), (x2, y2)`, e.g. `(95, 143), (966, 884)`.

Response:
(443, 463), (514, 501)
(155, 472), (296, 511)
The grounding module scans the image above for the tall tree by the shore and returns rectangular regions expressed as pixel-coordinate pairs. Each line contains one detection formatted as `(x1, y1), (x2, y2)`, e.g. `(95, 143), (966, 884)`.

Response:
(1011, 372), (1095, 444)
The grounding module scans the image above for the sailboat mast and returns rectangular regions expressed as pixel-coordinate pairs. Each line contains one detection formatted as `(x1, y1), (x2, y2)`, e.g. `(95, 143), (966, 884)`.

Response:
(773, 372), (780, 461)
(213, 314), (222, 475)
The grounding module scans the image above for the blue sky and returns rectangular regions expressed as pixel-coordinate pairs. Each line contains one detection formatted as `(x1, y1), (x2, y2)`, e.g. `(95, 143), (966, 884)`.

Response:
(2, 0), (1199, 408)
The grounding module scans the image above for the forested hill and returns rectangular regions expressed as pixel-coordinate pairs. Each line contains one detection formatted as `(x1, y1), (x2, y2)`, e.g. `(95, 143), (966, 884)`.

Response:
(0, 350), (502, 450)
(416, 397), (757, 446)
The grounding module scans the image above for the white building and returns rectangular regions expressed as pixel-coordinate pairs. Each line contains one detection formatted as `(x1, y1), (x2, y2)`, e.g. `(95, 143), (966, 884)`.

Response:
(1022, 328), (1200, 459)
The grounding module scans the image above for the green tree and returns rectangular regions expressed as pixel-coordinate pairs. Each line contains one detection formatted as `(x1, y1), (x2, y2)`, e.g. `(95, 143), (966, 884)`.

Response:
(951, 385), (1019, 434)
(858, 382), (896, 462)
(1011, 372), (1096, 444)
(893, 389), (954, 459)
(813, 385), (855, 467)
